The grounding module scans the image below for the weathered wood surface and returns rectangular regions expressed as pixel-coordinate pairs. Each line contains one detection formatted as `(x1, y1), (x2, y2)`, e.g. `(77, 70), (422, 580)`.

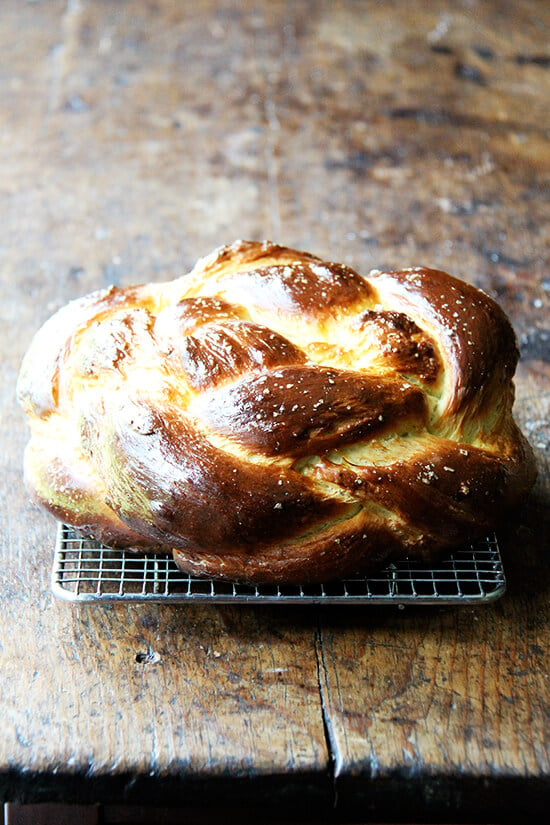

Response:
(1, 0), (549, 821)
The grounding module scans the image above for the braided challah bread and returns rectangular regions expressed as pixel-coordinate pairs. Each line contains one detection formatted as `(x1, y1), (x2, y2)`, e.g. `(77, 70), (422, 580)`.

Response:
(17, 240), (536, 583)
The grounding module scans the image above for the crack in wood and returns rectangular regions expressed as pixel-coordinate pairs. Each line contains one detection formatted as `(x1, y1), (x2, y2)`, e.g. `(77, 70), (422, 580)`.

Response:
(47, 0), (84, 116)
(314, 615), (340, 810)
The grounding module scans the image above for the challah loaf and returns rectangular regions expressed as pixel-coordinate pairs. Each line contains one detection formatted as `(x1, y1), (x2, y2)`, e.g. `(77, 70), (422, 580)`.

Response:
(17, 240), (536, 583)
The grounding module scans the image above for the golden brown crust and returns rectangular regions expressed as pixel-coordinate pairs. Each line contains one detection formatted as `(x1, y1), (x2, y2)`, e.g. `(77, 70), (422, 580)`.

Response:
(17, 240), (537, 583)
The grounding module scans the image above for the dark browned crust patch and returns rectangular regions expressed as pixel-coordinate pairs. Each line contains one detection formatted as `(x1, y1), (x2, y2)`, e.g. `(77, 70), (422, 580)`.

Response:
(192, 365), (427, 457)
(212, 260), (373, 318)
(81, 396), (353, 553)
(354, 309), (441, 383)
(368, 267), (519, 418)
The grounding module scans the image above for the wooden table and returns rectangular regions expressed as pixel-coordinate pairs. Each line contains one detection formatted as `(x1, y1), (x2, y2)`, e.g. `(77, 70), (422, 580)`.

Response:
(1, 1), (548, 822)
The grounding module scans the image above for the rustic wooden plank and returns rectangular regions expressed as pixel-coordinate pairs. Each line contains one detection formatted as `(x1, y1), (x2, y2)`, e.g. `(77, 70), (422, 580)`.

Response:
(317, 369), (549, 822)
(0, 0), (331, 811)
(304, 0), (550, 817)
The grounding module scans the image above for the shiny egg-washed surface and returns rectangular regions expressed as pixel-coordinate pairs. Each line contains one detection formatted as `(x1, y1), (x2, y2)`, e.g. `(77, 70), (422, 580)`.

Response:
(17, 241), (536, 583)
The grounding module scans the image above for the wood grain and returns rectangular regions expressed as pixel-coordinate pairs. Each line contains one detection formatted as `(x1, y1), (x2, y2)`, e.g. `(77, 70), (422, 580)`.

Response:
(0, 0), (331, 811)
(306, 1), (550, 817)
(0, 0), (548, 820)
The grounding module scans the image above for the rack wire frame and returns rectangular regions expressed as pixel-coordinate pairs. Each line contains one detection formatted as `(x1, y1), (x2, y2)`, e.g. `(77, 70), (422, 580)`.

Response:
(52, 524), (506, 606)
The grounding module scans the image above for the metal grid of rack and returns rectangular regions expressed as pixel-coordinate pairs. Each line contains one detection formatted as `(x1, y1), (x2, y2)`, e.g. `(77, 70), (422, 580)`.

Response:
(52, 524), (506, 605)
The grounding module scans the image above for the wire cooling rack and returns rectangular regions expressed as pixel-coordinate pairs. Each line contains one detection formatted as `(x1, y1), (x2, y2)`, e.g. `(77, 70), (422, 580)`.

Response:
(52, 524), (506, 605)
